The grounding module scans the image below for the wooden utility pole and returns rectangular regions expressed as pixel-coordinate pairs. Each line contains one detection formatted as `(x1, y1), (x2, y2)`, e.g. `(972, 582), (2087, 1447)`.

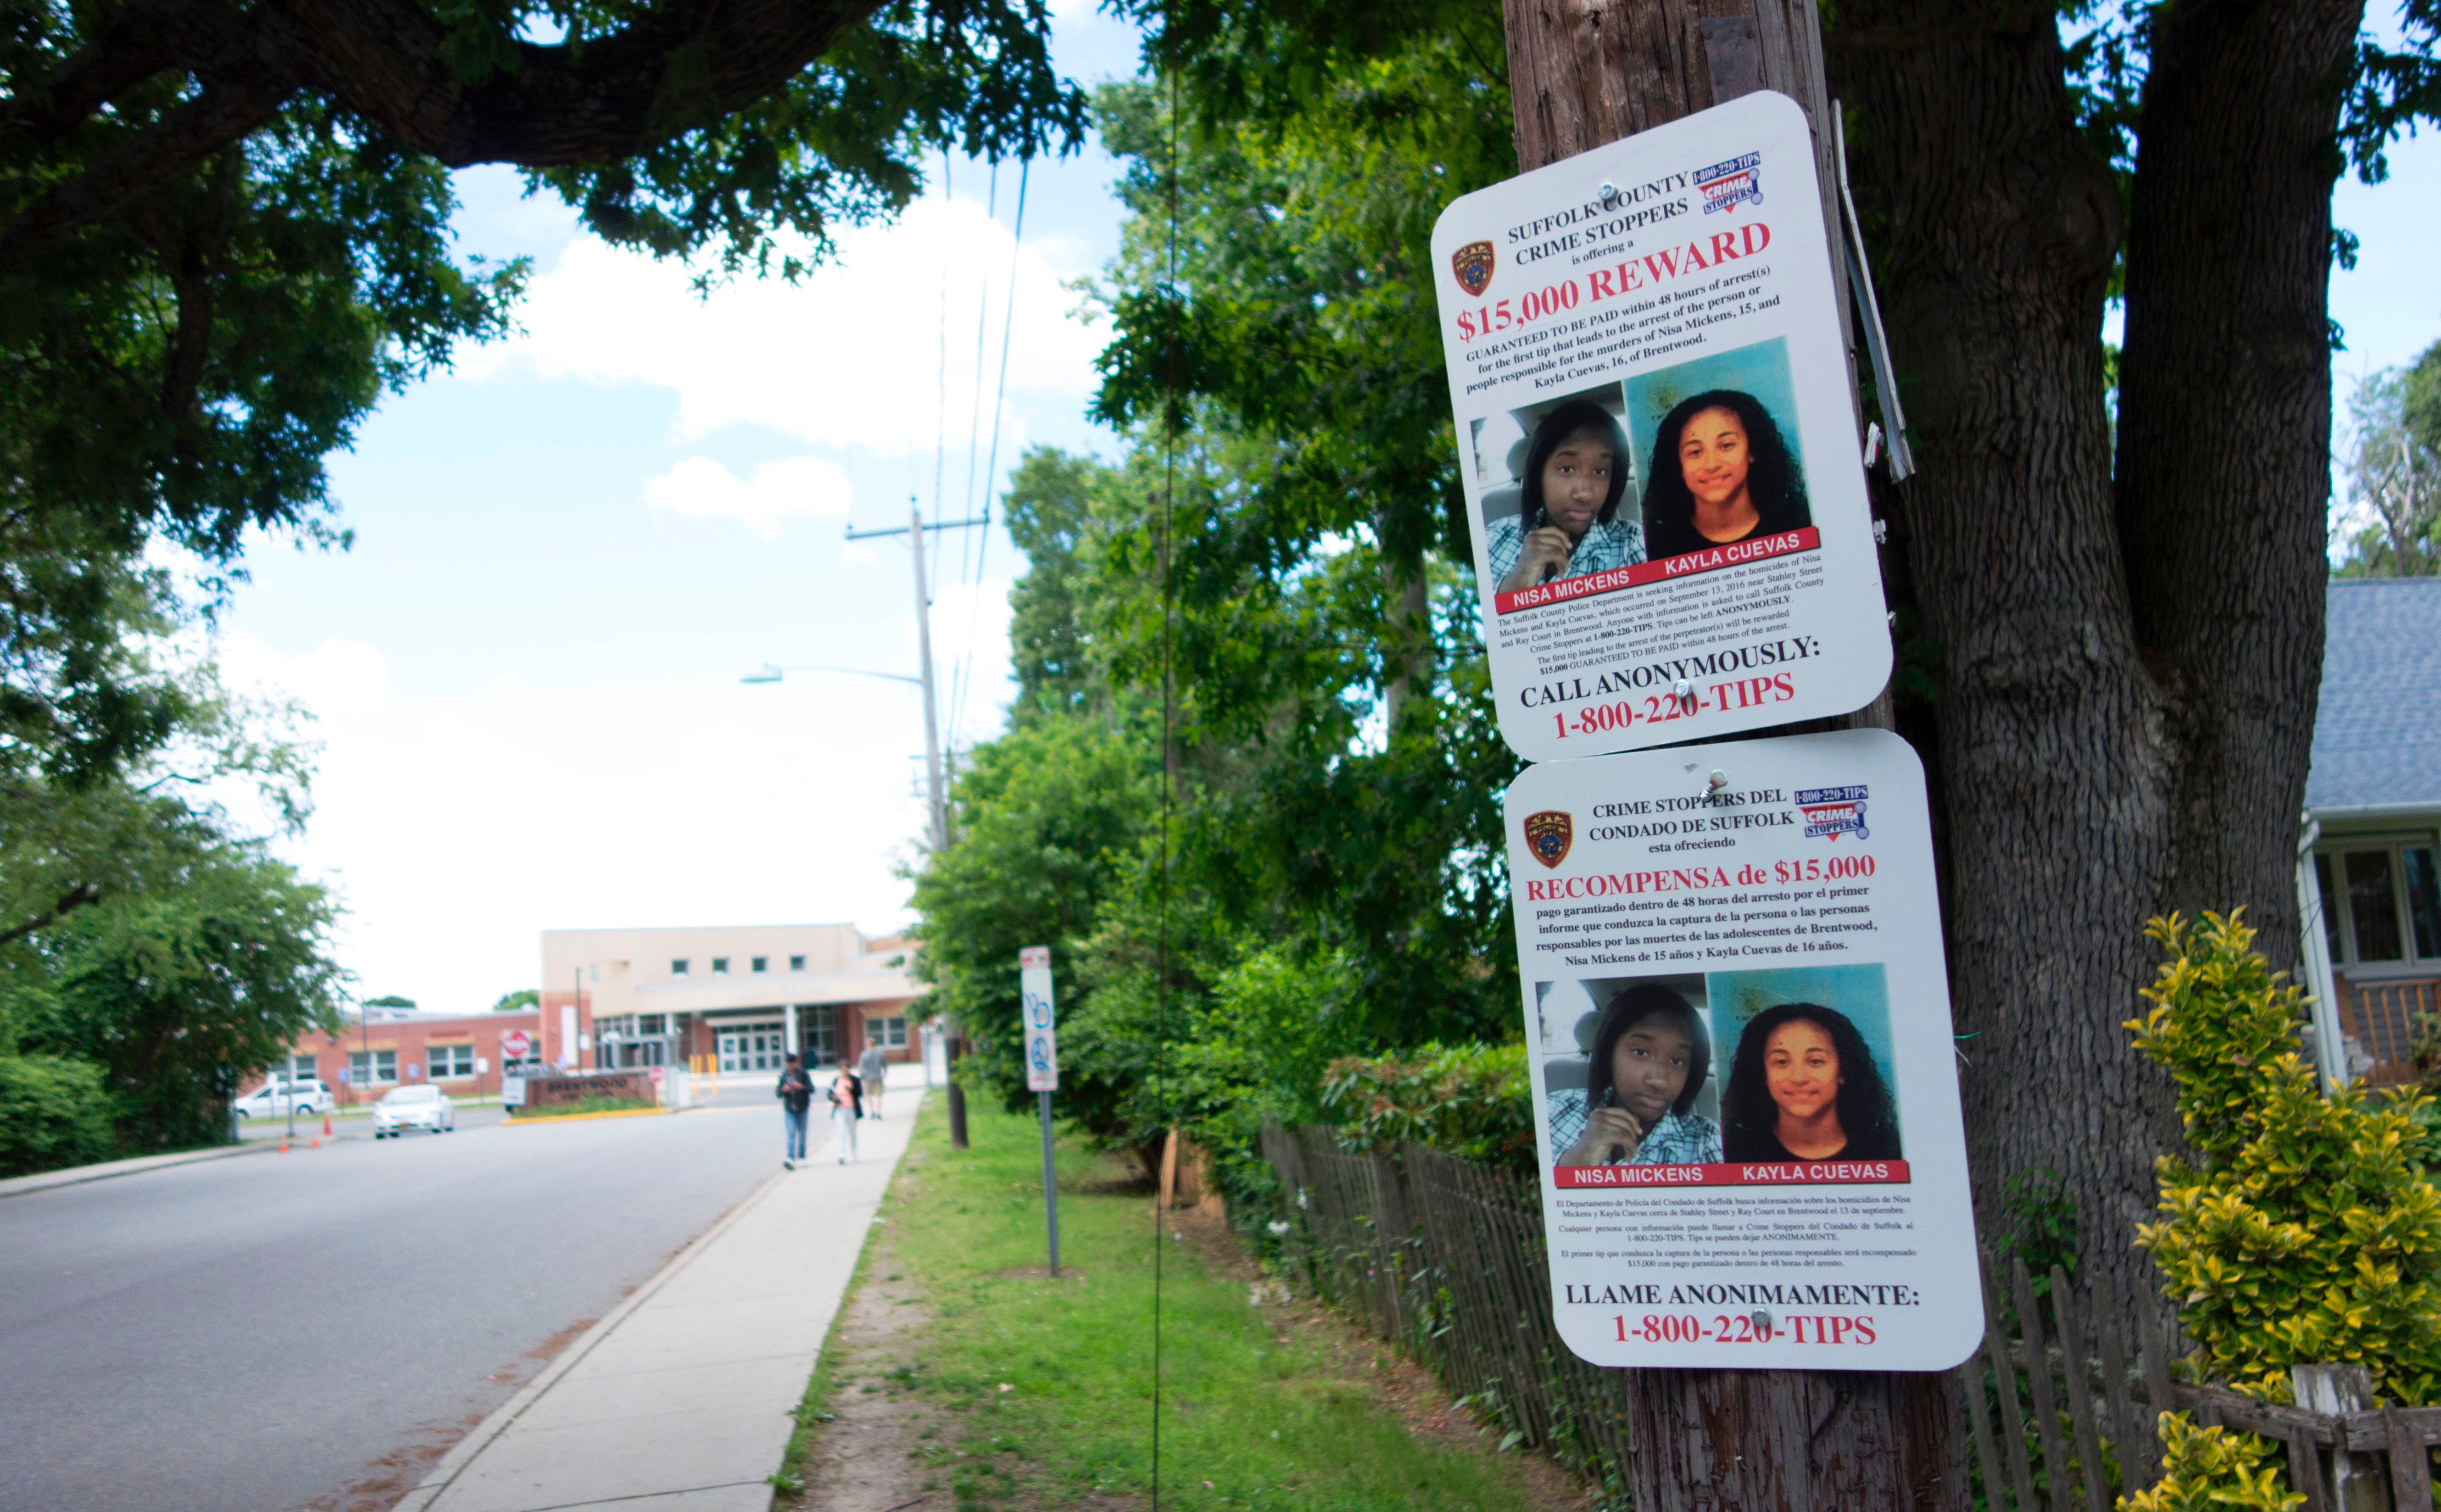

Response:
(1496, 1), (1964, 1506)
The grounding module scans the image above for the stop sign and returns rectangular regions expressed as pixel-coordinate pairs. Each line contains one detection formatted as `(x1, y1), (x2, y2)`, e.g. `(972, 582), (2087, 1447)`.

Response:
(501, 1029), (532, 1060)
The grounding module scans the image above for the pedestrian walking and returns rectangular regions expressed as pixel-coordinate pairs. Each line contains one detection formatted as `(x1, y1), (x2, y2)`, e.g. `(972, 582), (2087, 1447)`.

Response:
(858, 1040), (889, 1119)
(776, 1054), (814, 1169)
(828, 1066), (863, 1163)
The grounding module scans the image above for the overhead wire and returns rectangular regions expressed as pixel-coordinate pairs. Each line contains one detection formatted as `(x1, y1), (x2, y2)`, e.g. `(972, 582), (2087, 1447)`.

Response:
(931, 149), (953, 588)
(942, 159), (1002, 752)
(949, 156), (1031, 746)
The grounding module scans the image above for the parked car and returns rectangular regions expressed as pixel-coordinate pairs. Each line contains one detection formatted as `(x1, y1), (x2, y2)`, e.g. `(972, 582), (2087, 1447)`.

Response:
(374, 1085), (456, 1138)
(234, 1079), (332, 1120)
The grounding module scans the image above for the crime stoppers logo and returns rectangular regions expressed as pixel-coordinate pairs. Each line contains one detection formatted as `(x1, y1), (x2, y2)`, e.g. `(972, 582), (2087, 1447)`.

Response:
(1452, 239), (1495, 297)
(1523, 810), (1573, 868)
(1795, 785), (1869, 842)
(1695, 153), (1763, 215)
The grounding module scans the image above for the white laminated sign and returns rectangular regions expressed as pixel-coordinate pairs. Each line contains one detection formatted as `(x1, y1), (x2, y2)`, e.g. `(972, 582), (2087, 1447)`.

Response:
(1019, 946), (1058, 1093)
(1504, 728), (1979, 1370)
(1432, 92), (1890, 760)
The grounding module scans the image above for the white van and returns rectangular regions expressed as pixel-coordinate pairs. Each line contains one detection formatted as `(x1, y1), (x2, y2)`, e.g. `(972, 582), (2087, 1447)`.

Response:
(233, 1079), (332, 1119)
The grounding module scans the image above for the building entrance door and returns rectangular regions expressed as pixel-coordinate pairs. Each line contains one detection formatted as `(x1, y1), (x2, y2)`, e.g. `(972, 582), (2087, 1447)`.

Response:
(716, 1024), (785, 1074)
(803, 1006), (838, 1067)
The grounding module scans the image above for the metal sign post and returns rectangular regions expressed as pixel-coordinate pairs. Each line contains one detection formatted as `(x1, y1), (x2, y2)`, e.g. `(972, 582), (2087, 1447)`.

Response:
(1020, 946), (1059, 1276)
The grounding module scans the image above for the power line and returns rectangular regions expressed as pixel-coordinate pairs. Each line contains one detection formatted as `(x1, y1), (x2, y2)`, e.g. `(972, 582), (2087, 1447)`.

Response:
(931, 150), (952, 604)
(950, 156), (1031, 745)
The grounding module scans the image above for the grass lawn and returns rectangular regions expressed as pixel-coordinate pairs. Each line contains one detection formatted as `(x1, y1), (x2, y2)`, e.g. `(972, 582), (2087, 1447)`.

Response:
(785, 1095), (1575, 1512)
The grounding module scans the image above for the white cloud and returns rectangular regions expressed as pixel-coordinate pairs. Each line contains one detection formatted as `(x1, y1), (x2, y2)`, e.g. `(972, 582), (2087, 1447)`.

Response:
(219, 634), (395, 723)
(926, 577), (1016, 749)
(463, 197), (1109, 457)
(219, 632), (938, 1017)
(643, 455), (853, 538)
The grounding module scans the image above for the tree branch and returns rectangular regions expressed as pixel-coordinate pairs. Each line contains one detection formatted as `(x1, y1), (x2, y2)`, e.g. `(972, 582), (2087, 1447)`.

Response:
(0, 882), (103, 949)
(0, 0), (904, 269)
(0, 74), (293, 277)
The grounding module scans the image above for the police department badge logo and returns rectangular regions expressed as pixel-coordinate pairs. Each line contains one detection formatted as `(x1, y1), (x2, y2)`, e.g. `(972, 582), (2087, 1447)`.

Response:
(1452, 239), (1495, 297)
(1523, 810), (1573, 868)
(1694, 153), (1763, 215)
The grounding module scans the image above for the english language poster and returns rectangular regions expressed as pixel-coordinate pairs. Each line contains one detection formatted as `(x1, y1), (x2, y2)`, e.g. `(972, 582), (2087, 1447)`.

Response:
(1503, 728), (1978, 1370)
(1432, 91), (1891, 761)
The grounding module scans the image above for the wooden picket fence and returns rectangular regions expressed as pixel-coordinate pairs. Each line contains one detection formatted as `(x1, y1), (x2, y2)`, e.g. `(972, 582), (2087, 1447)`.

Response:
(1257, 1122), (2441, 1510)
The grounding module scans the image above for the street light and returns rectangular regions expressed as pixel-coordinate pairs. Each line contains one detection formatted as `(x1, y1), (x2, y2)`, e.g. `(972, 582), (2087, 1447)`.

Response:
(741, 663), (922, 689)
(739, 660), (939, 850)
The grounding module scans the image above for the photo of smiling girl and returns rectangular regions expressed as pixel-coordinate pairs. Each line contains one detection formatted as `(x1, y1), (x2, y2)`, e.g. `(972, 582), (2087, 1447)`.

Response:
(1548, 982), (1723, 1167)
(1639, 388), (1812, 562)
(1487, 396), (1646, 594)
(1719, 1002), (1902, 1163)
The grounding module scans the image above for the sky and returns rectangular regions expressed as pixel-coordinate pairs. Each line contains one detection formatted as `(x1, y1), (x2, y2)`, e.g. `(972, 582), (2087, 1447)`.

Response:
(207, 21), (2441, 1017)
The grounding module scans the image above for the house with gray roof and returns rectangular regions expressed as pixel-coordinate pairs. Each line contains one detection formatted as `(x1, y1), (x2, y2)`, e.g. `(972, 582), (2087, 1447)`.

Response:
(2299, 577), (2441, 1085)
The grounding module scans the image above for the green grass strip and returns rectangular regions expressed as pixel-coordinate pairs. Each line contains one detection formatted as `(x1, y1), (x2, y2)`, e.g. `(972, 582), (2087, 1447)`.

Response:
(791, 1093), (1560, 1511)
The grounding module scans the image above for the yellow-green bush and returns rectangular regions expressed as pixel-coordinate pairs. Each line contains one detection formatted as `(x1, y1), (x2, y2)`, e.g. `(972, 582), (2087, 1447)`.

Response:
(2128, 912), (2441, 1406)
(2118, 1413), (2302, 1512)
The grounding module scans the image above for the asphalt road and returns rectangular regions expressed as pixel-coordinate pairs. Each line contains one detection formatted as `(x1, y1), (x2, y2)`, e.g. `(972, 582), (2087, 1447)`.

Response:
(0, 1099), (797, 1512)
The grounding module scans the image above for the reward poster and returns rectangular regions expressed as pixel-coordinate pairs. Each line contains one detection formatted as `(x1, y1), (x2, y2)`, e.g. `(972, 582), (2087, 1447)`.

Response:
(1504, 729), (1979, 1371)
(1432, 92), (1891, 761)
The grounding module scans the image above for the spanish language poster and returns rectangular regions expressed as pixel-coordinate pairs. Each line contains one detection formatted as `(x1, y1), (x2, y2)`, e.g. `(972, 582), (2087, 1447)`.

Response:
(1504, 728), (1979, 1370)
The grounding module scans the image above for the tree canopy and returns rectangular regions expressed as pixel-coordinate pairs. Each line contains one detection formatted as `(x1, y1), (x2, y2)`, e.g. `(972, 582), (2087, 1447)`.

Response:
(2336, 339), (2441, 574)
(0, 0), (1087, 793)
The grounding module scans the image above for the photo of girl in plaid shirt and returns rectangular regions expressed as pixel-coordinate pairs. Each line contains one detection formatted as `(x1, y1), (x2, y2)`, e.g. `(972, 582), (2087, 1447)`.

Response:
(1546, 981), (1723, 1168)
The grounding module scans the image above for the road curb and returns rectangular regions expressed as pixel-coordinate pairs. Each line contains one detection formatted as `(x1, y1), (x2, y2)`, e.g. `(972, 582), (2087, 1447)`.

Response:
(0, 1138), (281, 1201)
(502, 1106), (671, 1127)
(389, 1165), (791, 1512)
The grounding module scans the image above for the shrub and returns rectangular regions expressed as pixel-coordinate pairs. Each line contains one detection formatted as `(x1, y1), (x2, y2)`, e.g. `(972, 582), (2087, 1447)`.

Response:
(0, 1055), (118, 1177)
(1319, 1041), (1534, 1172)
(2129, 911), (2441, 1406)
(2118, 1413), (2302, 1512)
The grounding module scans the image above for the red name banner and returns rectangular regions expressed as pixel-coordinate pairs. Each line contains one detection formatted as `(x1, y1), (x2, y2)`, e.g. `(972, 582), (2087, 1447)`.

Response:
(1495, 527), (1820, 616)
(1555, 1158), (1910, 1189)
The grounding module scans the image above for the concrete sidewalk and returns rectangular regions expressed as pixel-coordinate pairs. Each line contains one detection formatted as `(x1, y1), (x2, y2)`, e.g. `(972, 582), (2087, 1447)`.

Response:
(395, 1087), (922, 1512)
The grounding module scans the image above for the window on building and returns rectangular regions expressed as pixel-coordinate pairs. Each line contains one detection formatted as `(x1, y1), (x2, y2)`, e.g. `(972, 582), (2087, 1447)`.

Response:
(349, 1050), (397, 1084)
(869, 1016), (908, 1050)
(672, 958), (690, 975)
(788, 954), (806, 972)
(287, 1052), (318, 1084)
(712, 956), (730, 974)
(2316, 842), (2441, 971)
(637, 1014), (666, 1036)
(751, 956), (768, 973)
(432, 1045), (475, 1079)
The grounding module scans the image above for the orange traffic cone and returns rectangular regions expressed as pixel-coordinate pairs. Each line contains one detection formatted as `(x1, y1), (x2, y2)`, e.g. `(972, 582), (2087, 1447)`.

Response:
(279, 1141), (289, 1152)
(322, 1112), (332, 1136)
(310, 1138), (319, 1148)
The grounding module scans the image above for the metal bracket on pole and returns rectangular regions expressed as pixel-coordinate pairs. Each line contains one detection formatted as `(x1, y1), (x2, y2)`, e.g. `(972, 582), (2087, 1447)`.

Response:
(1833, 102), (1916, 483)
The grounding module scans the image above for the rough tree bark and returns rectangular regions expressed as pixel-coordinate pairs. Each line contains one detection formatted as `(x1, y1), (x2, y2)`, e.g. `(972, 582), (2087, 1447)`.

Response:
(1828, 0), (2354, 1329)
(1500, 0), (1965, 1504)
(2116, 0), (2357, 968)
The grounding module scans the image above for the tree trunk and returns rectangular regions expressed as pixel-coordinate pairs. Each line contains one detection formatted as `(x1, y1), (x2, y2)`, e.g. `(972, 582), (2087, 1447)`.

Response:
(2115, 0), (2359, 972)
(1827, 0), (2355, 1343)
(1829, 0), (2173, 1325)
(1500, 1), (1963, 1503)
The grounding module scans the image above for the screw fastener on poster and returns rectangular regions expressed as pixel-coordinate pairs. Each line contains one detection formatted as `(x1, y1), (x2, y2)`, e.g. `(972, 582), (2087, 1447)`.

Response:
(1430, 91), (1892, 762)
(1019, 945), (1060, 1277)
(1503, 728), (1980, 1371)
